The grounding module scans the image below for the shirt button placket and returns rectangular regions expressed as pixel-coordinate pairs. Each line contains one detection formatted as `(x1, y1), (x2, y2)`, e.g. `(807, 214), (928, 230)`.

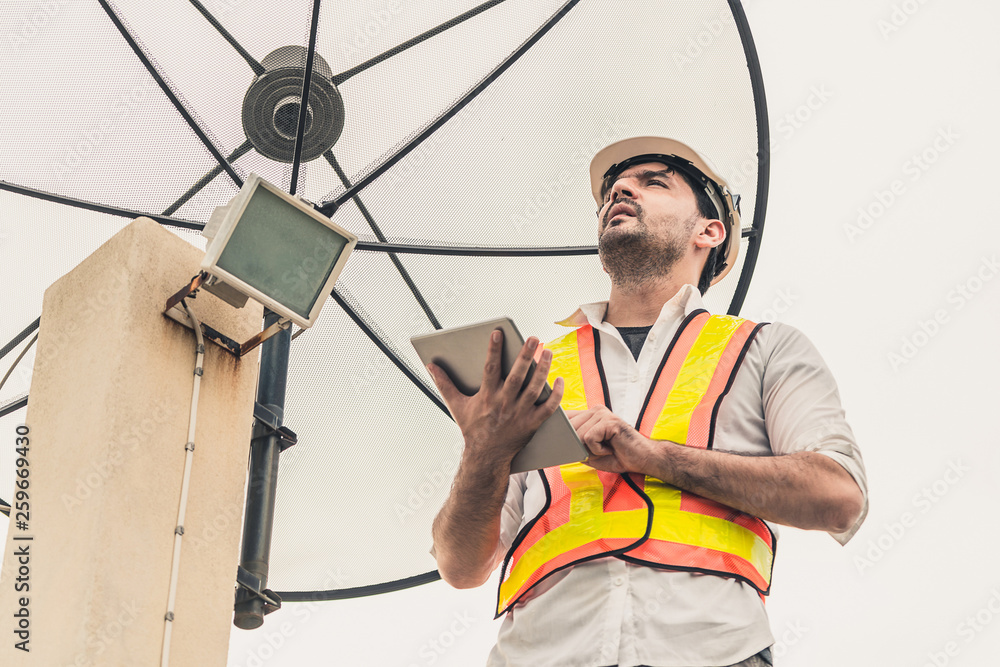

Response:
(603, 561), (628, 665)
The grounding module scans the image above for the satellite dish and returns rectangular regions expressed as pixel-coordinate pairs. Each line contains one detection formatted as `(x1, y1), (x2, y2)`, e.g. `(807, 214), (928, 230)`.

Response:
(0, 0), (768, 614)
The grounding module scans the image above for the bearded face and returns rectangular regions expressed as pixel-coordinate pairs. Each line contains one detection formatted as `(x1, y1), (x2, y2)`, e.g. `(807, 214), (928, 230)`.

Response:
(597, 196), (697, 292)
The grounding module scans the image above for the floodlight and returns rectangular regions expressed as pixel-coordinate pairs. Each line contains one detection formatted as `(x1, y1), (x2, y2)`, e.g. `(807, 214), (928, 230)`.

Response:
(200, 173), (357, 329)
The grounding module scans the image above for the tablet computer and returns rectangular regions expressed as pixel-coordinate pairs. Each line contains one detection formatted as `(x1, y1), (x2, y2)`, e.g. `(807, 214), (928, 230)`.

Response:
(411, 318), (589, 474)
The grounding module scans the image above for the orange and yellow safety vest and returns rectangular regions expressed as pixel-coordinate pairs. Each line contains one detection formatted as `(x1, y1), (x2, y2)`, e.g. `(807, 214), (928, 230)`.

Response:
(496, 310), (776, 617)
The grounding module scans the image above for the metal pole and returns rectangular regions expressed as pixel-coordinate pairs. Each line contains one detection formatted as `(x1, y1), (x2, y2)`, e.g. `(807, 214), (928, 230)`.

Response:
(234, 310), (291, 629)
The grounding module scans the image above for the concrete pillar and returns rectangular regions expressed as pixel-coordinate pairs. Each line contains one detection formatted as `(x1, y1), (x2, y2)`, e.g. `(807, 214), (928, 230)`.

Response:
(0, 217), (262, 666)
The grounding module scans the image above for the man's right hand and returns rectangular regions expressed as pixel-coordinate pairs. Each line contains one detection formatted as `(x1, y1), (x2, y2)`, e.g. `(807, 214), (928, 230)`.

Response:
(428, 330), (564, 588)
(426, 329), (564, 466)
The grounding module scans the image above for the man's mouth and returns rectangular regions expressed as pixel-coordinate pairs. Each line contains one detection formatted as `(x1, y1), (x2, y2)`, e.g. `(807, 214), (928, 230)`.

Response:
(606, 202), (637, 227)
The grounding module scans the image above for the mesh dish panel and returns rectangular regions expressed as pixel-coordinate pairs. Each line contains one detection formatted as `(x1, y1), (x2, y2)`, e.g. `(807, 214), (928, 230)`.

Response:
(0, 0), (767, 596)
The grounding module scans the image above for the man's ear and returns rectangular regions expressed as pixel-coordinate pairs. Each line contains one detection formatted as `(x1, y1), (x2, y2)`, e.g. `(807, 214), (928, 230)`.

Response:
(693, 219), (726, 250)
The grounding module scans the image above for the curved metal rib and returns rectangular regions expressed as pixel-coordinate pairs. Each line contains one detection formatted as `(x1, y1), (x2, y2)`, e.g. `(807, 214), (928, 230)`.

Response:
(324, 151), (442, 329)
(354, 241), (598, 256)
(317, 0), (582, 217)
(288, 0), (323, 195)
(0, 394), (27, 419)
(329, 287), (450, 418)
(162, 139), (253, 216)
(725, 0), (770, 316)
(187, 0), (266, 75)
(0, 318), (40, 363)
(97, 0), (244, 188)
(276, 571), (441, 602)
(0, 180), (203, 230)
(331, 0), (508, 86)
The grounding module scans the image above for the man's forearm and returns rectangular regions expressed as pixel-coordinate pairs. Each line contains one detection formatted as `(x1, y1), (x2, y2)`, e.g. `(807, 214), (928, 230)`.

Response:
(431, 447), (513, 588)
(643, 444), (864, 533)
(426, 332), (563, 588)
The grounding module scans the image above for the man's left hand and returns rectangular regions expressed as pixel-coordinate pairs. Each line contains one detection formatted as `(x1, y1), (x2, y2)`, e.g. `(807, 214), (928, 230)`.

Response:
(567, 407), (656, 474)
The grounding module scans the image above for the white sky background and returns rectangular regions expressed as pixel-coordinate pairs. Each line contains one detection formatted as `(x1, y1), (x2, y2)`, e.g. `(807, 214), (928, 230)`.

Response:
(2, 0), (1000, 666)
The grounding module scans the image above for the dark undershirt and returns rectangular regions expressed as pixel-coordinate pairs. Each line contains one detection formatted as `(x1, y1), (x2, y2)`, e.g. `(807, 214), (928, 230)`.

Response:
(615, 325), (653, 361)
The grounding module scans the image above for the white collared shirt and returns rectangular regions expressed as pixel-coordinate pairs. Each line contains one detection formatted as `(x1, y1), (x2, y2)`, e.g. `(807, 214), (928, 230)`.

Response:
(487, 285), (868, 667)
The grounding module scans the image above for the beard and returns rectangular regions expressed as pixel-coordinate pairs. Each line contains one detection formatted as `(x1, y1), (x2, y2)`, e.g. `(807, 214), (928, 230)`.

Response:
(598, 201), (692, 292)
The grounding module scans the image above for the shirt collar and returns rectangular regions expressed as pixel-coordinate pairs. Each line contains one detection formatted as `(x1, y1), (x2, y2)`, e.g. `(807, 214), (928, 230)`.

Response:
(555, 284), (706, 328)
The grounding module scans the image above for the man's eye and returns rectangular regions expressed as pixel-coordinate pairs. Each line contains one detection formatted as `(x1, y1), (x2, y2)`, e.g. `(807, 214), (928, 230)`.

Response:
(648, 180), (666, 187)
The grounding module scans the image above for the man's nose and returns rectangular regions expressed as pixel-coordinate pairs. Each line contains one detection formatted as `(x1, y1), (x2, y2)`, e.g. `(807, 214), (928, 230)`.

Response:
(610, 177), (636, 201)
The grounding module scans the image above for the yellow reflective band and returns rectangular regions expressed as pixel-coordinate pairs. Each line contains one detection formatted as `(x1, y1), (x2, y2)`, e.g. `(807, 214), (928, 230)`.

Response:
(644, 477), (772, 582)
(546, 330), (588, 410)
(564, 462), (607, 518)
(499, 463), (648, 610)
(642, 476), (683, 511)
(649, 316), (745, 443)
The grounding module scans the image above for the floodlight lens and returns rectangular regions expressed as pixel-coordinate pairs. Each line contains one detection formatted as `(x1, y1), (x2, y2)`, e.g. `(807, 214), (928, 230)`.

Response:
(215, 186), (349, 318)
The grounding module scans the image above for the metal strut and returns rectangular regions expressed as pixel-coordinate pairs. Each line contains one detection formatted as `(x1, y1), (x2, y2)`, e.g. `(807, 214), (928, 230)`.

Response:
(236, 565), (282, 616)
(162, 274), (293, 358)
(233, 310), (292, 629)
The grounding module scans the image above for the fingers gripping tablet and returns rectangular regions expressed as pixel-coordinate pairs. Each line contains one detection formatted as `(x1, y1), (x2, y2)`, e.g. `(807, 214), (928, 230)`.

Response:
(411, 318), (588, 473)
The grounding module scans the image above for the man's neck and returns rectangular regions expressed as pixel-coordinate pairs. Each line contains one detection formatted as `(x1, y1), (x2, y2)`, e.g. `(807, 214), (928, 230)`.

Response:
(604, 277), (688, 327)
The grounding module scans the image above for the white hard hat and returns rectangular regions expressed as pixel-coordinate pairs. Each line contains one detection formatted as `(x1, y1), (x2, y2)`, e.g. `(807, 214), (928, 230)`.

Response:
(589, 136), (740, 285)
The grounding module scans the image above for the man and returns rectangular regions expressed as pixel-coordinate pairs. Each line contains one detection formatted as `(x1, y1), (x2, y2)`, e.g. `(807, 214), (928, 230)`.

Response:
(427, 137), (868, 667)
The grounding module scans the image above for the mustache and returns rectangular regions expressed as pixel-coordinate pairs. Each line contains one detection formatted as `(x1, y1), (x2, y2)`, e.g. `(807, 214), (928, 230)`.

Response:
(602, 198), (642, 228)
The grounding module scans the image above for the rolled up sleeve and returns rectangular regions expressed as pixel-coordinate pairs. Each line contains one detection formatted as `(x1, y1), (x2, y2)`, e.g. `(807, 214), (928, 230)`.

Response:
(499, 472), (529, 553)
(760, 323), (869, 544)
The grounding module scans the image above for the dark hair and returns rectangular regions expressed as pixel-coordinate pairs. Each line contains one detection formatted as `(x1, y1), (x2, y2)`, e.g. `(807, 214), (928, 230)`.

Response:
(601, 166), (724, 294)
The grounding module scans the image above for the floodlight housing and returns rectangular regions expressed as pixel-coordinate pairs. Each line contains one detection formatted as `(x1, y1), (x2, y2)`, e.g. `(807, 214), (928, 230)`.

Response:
(200, 174), (357, 329)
